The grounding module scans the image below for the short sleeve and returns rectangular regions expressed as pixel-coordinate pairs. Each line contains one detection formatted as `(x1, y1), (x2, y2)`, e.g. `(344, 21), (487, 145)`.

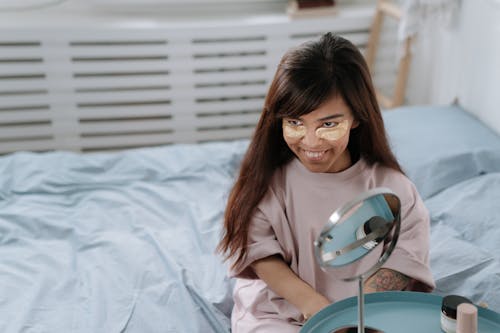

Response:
(229, 193), (287, 279)
(382, 181), (436, 291)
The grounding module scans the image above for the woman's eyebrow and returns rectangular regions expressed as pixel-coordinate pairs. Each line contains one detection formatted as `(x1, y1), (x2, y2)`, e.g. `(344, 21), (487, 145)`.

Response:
(317, 114), (344, 122)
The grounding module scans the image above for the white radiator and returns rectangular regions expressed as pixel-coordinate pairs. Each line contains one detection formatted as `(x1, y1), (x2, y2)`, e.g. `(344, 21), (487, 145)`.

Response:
(0, 6), (397, 153)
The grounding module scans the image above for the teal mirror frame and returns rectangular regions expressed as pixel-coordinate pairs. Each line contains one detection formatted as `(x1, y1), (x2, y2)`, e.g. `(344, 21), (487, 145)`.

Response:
(314, 187), (401, 282)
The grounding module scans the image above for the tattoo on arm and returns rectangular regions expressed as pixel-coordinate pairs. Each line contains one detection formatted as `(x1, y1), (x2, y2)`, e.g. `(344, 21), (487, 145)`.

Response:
(365, 268), (410, 292)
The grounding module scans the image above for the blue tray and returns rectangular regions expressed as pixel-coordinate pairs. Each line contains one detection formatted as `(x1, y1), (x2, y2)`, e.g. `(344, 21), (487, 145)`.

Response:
(301, 291), (500, 333)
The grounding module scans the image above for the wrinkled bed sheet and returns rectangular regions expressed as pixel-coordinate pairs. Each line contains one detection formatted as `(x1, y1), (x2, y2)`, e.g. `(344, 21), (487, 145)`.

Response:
(0, 140), (247, 333)
(427, 172), (500, 310)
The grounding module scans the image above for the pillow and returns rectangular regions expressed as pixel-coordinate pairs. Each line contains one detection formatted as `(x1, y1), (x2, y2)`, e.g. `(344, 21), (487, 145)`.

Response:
(383, 105), (500, 199)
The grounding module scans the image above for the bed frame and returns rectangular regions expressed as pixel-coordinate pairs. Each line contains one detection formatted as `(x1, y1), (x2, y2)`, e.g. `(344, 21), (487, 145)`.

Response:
(0, 5), (400, 153)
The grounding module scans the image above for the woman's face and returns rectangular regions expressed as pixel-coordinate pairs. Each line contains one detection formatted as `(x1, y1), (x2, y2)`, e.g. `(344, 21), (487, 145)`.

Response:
(282, 95), (358, 173)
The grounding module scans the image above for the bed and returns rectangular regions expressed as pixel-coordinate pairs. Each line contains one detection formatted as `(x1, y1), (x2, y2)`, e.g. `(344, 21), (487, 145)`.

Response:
(0, 103), (499, 332)
(2, 0), (500, 330)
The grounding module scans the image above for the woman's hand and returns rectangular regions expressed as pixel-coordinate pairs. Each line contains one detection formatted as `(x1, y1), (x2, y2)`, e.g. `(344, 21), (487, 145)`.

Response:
(251, 255), (331, 321)
(300, 293), (331, 321)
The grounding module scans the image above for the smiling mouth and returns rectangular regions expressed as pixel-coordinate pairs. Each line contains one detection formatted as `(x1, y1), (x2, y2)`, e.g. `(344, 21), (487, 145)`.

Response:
(303, 149), (328, 160)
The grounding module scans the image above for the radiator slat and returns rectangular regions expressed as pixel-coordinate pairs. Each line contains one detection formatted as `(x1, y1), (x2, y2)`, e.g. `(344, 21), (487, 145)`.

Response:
(77, 107), (171, 119)
(71, 85), (267, 102)
(74, 90), (173, 103)
(195, 113), (261, 129)
(193, 127), (255, 142)
(70, 60), (171, 73)
(77, 99), (264, 119)
(78, 129), (257, 150)
(0, 63), (46, 75)
(0, 110), (52, 123)
(0, 140), (55, 153)
(0, 124), (53, 140)
(191, 54), (273, 70)
(80, 133), (177, 149)
(68, 45), (170, 58)
(0, 79), (47, 91)
(190, 71), (274, 85)
(71, 76), (172, 87)
(193, 100), (264, 115)
(0, 94), (51, 106)
(190, 40), (271, 54)
(0, 47), (44, 58)
(79, 119), (174, 134)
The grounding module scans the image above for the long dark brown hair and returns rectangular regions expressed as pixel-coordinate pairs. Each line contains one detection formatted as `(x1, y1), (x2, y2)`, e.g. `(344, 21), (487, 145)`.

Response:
(217, 33), (403, 269)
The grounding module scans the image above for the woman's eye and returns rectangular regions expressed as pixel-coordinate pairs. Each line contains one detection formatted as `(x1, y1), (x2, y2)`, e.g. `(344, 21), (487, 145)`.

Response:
(287, 120), (302, 126)
(323, 122), (338, 128)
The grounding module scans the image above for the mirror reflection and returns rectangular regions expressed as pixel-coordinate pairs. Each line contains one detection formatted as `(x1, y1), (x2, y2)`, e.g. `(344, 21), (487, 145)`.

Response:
(314, 188), (401, 280)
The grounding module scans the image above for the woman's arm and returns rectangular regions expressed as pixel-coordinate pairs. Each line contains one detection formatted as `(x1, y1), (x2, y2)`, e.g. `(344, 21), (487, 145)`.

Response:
(251, 254), (330, 320)
(364, 268), (410, 292)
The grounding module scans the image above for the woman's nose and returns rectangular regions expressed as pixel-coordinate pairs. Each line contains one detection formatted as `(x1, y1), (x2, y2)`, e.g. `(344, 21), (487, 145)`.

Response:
(301, 128), (321, 147)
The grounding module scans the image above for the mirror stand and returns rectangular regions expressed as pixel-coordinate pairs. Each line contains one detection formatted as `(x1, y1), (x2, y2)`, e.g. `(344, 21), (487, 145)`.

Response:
(358, 276), (365, 333)
(330, 276), (385, 333)
(329, 277), (384, 333)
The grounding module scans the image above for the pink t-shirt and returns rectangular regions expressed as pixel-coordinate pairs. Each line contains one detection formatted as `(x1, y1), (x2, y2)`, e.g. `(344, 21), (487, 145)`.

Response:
(230, 157), (435, 332)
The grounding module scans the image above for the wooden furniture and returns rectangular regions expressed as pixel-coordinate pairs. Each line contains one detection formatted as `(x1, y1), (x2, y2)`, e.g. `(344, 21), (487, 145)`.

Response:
(366, 0), (413, 108)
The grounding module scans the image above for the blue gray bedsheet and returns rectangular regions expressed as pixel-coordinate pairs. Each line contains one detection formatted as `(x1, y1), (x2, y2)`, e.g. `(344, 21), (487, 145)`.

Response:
(384, 105), (500, 311)
(427, 172), (500, 310)
(0, 105), (499, 332)
(0, 141), (247, 333)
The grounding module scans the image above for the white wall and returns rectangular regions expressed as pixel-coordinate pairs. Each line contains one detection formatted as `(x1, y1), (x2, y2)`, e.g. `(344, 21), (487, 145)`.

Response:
(407, 0), (500, 133)
(406, 0), (500, 134)
(404, 1), (461, 105)
(457, 0), (500, 133)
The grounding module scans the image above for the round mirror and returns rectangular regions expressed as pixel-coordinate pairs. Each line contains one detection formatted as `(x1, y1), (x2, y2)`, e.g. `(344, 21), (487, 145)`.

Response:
(314, 187), (401, 281)
(307, 188), (401, 333)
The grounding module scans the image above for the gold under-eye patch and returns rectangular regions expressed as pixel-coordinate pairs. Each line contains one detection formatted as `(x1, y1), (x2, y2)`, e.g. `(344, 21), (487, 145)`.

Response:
(282, 118), (351, 141)
(282, 120), (306, 139)
(315, 120), (350, 141)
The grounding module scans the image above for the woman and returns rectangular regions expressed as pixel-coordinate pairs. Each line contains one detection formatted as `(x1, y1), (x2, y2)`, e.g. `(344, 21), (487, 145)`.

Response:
(218, 33), (435, 332)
